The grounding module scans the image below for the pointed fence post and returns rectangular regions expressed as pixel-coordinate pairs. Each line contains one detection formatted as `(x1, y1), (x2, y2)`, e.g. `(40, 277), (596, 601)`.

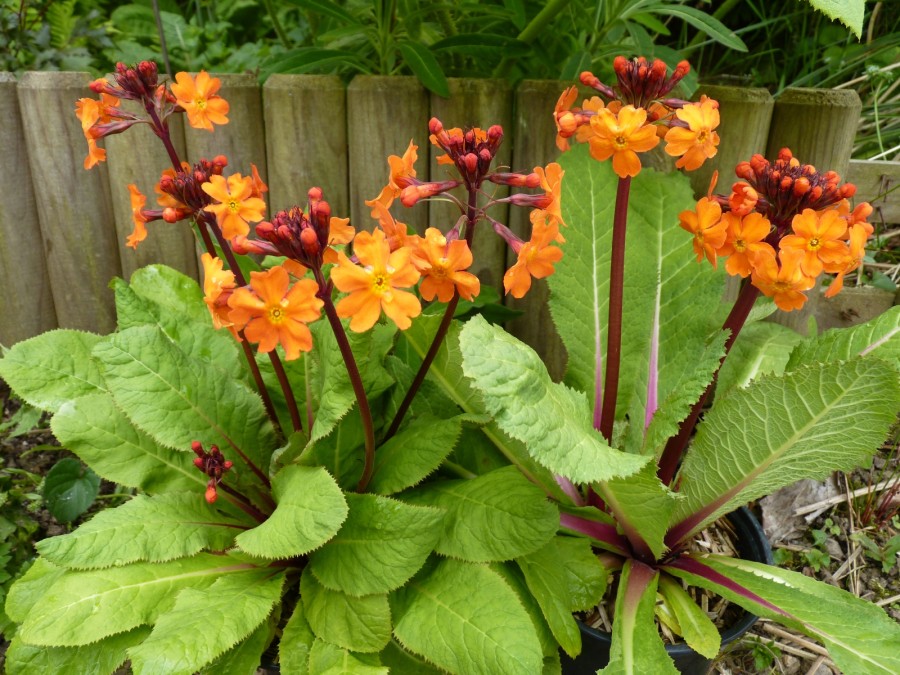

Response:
(429, 78), (513, 290)
(506, 80), (567, 381)
(347, 76), (429, 232)
(18, 71), (120, 333)
(263, 75), (348, 218)
(0, 73), (57, 345)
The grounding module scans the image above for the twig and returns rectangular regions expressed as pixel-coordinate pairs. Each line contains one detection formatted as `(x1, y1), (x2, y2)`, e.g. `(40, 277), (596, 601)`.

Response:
(761, 624), (831, 658)
(804, 655), (827, 675)
(792, 479), (898, 516)
(876, 592), (900, 607)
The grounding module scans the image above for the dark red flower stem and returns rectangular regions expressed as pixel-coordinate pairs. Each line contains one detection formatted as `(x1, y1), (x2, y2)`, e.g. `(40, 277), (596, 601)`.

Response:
(218, 483), (269, 523)
(314, 269), (376, 493)
(145, 104), (182, 170)
(382, 187), (479, 443)
(657, 282), (761, 486)
(598, 177), (631, 442)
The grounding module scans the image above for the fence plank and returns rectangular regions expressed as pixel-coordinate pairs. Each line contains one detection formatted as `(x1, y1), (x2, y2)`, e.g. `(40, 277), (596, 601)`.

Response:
(347, 76), (429, 232)
(0, 73), (57, 345)
(105, 105), (198, 281)
(429, 78), (513, 290)
(846, 159), (900, 226)
(17, 71), (120, 333)
(263, 75), (348, 217)
(183, 73), (267, 200)
(766, 87), (862, 334)
(506, 80), (567, 381)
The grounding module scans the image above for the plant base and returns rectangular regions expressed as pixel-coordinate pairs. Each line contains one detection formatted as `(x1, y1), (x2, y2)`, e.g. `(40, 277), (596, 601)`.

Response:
(560, 507), (772, 674)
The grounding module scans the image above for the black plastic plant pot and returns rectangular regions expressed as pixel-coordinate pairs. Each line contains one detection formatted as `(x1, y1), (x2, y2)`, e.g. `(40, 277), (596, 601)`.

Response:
(561, 507), (773, 675)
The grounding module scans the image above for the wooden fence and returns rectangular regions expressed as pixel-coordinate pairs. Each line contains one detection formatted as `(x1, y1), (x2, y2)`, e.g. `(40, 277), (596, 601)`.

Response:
(1, 72), (898, 377)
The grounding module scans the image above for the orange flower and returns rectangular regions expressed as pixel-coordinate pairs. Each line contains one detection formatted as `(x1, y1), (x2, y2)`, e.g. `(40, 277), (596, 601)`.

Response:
(201, 253), (237, 332)
(75, 98), (106, 169)
(202, 173), (267, 239)
(410, 228), (480, 303)
(369, 203), (411, 253)
(664, 97), (720, 171)
(248, 163), (268, 199)
(751, 248), (816, 312)
(717, 212), (774, 278)
(503, 218), (564, 299)
(365, 141), (419, 215)
(779, 208), (848, 278)
(588, 105), (660, 178)
(679, 198), (727, 267)
(825, 223), (869, 298)
(321, 215), (356, 265)
(837, 199), (874, 237)
(170, 71), (229, 131)
(728, 182), (759, 217)
(331, 229), (421, 332)
(554, 86), (579, 151)
(534, 163), (566, 227)
(125, 184), (149, 249)
(227, 266), (323, 360)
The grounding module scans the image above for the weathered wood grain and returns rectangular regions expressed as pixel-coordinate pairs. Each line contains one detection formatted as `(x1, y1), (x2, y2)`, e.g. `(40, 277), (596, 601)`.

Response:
(18, 71), (120, 333)
(0, 73), (57, 344)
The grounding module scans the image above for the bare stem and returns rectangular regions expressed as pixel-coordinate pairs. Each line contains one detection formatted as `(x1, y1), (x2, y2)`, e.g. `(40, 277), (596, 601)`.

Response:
(656, 282), (761, 486)
(314, 270), (376, 493)
(598, 177), (631, 442)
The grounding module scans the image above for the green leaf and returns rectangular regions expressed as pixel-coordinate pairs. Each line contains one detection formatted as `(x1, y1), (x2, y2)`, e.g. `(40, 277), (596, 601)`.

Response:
(307, 639), (389, 674)
(787, 306), (900, 370)
(5, 558), (65, 624)
(597, 462), (679, 560)
(600, 561), (677, 674)
(51, 393), (206, 494)
(430, 34), (530, 56)
(368, 415), (462, 494)
(282, 0), (360, 26)
(492, 562), (558, 658)
(517, 537), (609, 658)
(802, 0), (864, 38)
(301, 568), (391, 653)
(280, 603), (316, 675)
(18, 554), (264, 646)
(261, 47), (365, 78)
(717, 322), (803, 395)
(668, 554), (900, 674)
(199, 613), (277, 675)
(236, 465), (348, 558)
(671, 359), (900, 543)
(308, 493), (443, 596)
(294, 408), (366, 489)
(657, 575), (719, 659)
(0, 330), (107, 413)
(93, 326), (276, 476)
(549, 149), (726, 448)
(114, 266), (243, 379)
(460, 316), (647, 484)
(646, 4), (747, 51)
(128, 569), (285, 674)
(36, 493), (249, 569)
(5, 627), (150, 675)
(42, 458), (100, 523)
(379, 640), (445, 674)
(402, 466), (558, 562)
(391, 558), (543, 674)
(397, 41), (449, 97)
(401, 316), (565, 498)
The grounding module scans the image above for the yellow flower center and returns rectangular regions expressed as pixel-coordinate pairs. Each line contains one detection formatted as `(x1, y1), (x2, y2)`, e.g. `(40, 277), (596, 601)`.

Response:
(696, 130), (708, 143)
(773, 281), (791, 292)
(808, 237), (821, 250)
(614, 135), (628, 149)
(267, 304), (286, 325)
(432, 260), (449, 279)
(372, 273), (390, 295)
(228, 199), (239, 213)
(734, 238), (746, 252)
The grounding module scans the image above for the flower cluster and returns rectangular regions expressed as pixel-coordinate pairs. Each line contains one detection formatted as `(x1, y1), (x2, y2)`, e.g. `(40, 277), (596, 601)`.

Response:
(554, 56), (719, 177)
(679, 149), (873, 310)
(190, 441), (233, 504)
(75, 64), (228, 170)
